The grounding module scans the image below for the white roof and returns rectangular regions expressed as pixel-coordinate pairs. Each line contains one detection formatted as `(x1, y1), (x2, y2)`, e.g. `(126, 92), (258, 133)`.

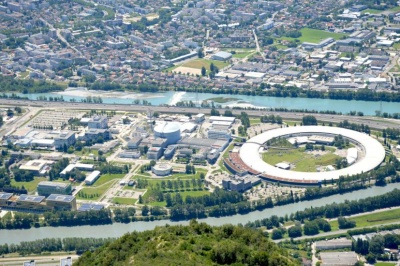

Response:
(209, 116), (235, 122)
(85, 170), (101, 183)
(239, 126), (385, 181)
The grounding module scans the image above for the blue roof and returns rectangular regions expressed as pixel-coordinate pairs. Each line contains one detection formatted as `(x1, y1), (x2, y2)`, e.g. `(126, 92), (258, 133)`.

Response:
(78, 203), (104, 211)
(0, 192), (13, 200)
(47, 194), (75, 202)
(18, 194), (45, 203)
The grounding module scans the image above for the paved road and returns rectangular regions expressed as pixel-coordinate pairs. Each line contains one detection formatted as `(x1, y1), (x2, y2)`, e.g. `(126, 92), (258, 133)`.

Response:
(1, 98), (399, 131)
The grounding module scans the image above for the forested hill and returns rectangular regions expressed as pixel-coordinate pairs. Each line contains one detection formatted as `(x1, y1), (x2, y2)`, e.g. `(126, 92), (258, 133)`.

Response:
(75, 220), (298, 266)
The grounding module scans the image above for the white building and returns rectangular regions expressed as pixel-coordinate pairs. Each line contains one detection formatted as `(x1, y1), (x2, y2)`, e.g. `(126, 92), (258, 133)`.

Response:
(85, 171), (101, 185)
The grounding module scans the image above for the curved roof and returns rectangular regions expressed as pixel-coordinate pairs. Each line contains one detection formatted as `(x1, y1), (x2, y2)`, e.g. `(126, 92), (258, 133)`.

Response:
(154, 122), (180, 134)
(239, 126), (385, 181)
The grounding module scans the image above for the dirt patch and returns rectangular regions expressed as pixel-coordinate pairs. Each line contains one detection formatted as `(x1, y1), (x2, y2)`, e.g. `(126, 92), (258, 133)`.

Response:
(172, 66), (201, 75)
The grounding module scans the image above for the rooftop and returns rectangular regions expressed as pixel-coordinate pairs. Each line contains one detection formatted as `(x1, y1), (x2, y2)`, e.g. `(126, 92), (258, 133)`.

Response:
(47, 194), (75, 202)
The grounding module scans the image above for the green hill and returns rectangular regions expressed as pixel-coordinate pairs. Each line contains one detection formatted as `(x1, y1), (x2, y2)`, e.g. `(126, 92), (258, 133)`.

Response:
(75, 220), (298, 266)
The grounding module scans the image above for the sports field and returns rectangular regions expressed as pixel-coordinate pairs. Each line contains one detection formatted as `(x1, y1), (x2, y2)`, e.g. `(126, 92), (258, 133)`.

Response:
(280, 28), (347, 44)
(262, 147), (341, 172)
(168, 58), (230, 73)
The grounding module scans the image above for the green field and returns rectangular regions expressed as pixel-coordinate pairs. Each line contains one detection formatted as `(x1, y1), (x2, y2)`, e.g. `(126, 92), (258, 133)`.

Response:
(362, 8), (382, 14)
(112, 197), (136, 205)
(11, 177), (47, 193)
(232, 51), (254, 59)
(374, 263), (396, 266)
(329, 208), (400, 231)
(171, 190), (210, 200)
(262, 147), (341, 172)
(280, 28), (347, 44)
(394, 43), (400, 51)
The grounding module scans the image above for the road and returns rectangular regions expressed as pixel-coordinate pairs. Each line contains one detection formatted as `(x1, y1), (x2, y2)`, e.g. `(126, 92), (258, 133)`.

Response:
(0, 98), (399, 131)
(0, 254), (79, 266)
(252, 29), (266, 61)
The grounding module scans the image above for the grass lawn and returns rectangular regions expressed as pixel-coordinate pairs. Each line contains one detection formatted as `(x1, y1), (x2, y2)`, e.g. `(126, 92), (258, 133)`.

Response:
(280, 28), (347, 44)
(146, 201), (167, 207)
(171, 190), (210, 200)
(362, 8), (382, 14)
(182, 58), (229, 70)
(393, 43), (400, 51)
(329, 208), (400, 231)
(77, 181), (115, 200)
(374, 263), (396, 266)
(263, 147), (341, 172)
(250, 118), (261, 125)
(232, 51), (254, 59)
(112, 197), (136, 205)
(389, 6), (400, 12)
(11, 177), (47, 193)
(92, 174), (125, 186)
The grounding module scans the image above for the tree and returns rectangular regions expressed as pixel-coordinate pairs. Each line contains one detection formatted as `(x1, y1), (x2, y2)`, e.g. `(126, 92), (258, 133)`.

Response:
(288, 225), (302, 238)
(198, 49), (204, 58)
(303, 221), (319, 235)
(141, 205), (150, 216)
(302, 115), (318, 125)
(201, 66), (206, 76)
(337, 217), (356, 229)
(369, 235), (384, 255)
(271, 228), (284, 240)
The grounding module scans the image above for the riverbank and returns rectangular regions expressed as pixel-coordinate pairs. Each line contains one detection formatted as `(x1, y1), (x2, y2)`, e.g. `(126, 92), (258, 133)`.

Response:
(2, 184), (400, 245)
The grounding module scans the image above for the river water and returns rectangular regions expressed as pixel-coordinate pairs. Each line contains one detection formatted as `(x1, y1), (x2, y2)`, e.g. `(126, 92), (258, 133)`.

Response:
(3, 184), (400, 245)
(15, 88), (400, 115)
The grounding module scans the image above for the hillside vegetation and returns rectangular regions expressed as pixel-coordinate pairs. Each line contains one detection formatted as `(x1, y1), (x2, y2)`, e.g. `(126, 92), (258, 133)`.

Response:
(75, 220), (298, 266)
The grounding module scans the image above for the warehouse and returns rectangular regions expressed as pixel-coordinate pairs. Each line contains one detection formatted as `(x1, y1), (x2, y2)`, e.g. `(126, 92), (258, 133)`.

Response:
(85, 170), (101, 185)
(209, 116), (235, 125)
(211, 51), (232, 61)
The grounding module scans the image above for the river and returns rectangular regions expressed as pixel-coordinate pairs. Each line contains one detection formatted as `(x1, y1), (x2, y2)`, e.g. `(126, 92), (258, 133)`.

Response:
(3, 184), (400, 245)
(14, 88), (400, 115)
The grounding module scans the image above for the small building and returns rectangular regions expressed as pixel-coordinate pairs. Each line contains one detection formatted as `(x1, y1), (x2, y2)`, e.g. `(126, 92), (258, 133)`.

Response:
(46, 194), (77, 211)
(211, 51), (232, 61)
(37, 181), (72, 196)
(222, 175), (261, 192)
(164, 146), (176, 159)
(177, 148), (193, 158)
(147, 147), (163, 160)
(84, 128), (111, 142)
(208, 128), (231, 140)
(308, 135), (334, 144)
(0, 192), (13, 207)
(60, 257), (73, 266)
(152, 163), (173, 176)
(275, 162), (290, 170)
(119, 150), (141, 159)
(194, 113), (205, 123)
(85, 170), (101, 185)
(127, 136), (142, 149)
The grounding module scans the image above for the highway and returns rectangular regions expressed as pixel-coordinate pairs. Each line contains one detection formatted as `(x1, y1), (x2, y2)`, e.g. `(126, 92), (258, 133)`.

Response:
(0, 98), (399, 131)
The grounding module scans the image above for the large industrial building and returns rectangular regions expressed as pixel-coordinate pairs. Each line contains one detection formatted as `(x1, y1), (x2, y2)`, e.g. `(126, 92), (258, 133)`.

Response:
(37, 181), (72, 196)
(154, 122), (181, 145)
(46, 194), (77, 211)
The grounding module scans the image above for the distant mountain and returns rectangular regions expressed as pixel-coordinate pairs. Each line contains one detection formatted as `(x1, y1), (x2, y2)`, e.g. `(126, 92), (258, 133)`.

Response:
(75, 220), (298, 266)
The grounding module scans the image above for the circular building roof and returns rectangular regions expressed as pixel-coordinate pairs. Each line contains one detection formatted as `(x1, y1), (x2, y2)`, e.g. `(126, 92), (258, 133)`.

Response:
(152, 163), (172, 171)
(154, 122), (181, 134)
(239, 126), (385, 182)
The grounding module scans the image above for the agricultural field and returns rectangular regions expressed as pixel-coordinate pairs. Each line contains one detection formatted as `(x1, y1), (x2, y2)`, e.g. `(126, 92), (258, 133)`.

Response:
(329, 208), (400, 231)
(262, 147), (341, 172)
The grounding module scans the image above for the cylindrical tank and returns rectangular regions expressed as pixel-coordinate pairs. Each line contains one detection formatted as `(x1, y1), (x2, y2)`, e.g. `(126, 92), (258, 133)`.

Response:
(154, 122), (181, 145)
